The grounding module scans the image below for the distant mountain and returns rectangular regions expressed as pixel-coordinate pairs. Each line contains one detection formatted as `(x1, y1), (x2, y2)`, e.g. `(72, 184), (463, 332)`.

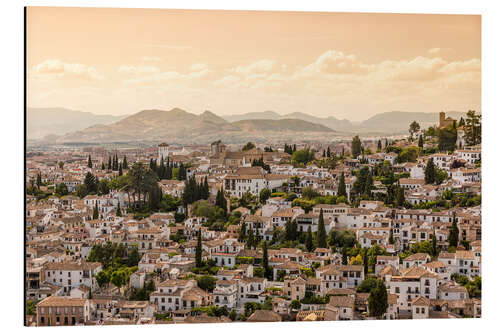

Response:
(53, 108), (335, 144)
(223, 111), (353, 131)
(357, 111), (467, 134)
(232, 119), (334, 132)
(27, 107), (127, 139)
(222, 111), (282, 122)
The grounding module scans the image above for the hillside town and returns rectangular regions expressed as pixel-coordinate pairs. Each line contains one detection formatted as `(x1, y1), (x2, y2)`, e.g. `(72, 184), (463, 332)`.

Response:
(25, 111), (482, 326)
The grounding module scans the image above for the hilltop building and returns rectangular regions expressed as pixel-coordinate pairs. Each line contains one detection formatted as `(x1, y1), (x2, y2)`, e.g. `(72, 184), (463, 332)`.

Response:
(439, 112), (456, 129)
(158, 143), (169, 161)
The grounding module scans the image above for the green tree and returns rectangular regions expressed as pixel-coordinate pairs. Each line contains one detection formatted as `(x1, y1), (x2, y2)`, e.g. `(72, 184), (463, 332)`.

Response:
(438, 126), (457, 151)
(88, 155), (92, 168)
(246, 226), (255, 249)
(337, 172), (347, 197)
(96, 270), (110, 288)
(229, 309), (237, 321)
(409, 121), (421, 140)
(290, 300), (302, 310)
(55, 182), (68, 196)
(196, 275), (217, 292)
(242, 142), (256, 151)
(36, 173), (42, 188)
(396, 186), (405, 207)
(116, 202), (122, 217)
(93, 201), (99, 220)
(368, 279), (388, 318)
(259, 188), (271, 204)
(464, 110), (481, 146)
(449, 212), (459, 248)
(26, 300), (36, 315)
(292, 148), (316, 165)
(76, 184), (88, 198)
(123, 156), (128, 169)
(110, 269), (127, 289)
(196, 229), (203, 268)
(425, 158), (435, 184)
(357, 276), (379, 293)
(351, 135), (362, 159)
(317, 209), (327, 248)
(262, 241), (272, 280)
(389, 229), (394, 245)
(84, 172), (97, 193)
(341, 246), (348, 265)
(306, 226), (314, 252)
(431, 229), (438, 257)
(98, 179), (110, 195)
(418, 134), (424, 148)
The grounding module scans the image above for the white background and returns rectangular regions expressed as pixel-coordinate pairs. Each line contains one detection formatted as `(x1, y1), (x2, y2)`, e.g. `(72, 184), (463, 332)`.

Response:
(0, 0), (498, 331)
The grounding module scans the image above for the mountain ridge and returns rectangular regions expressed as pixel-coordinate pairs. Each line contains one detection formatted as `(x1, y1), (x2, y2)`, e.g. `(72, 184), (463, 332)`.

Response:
(50, 108), (335, 144)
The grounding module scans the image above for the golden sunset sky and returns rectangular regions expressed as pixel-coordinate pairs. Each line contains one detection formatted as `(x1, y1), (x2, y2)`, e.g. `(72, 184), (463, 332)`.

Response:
(27, 7), (481, 121)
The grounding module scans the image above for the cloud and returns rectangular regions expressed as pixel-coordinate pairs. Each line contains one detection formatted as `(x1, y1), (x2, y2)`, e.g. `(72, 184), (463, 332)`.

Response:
(231, 59), (276, 75)
(428, 48), (441, 54)
(31, 59), (104, 80)
(124, 67), (213, 85)
(190, 63), (208, 72)
(378, 56), (448, 81)
(301, 50), (365, 75)
(141, 56), (161, 62)
(118, 65), (160, 74)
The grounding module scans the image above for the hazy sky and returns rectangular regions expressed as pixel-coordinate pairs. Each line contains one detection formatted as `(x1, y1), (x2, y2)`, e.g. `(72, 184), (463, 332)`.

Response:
(27, 7), (481, 121)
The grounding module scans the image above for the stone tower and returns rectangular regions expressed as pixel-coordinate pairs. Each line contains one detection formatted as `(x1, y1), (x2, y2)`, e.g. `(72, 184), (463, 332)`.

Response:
(158, 143), (169, 161)
(439, 112), (446, 128)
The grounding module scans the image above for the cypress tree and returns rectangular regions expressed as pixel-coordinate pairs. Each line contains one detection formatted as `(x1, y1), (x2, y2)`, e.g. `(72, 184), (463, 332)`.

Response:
(246, 226), (254, 249)
(123, 156), (128, 169)
(88, 155), (92, 168)
(101, 161), (105, 170)
(118, 162), (123, 176)
(432, 228), (438, 257)
(338, 172), (347, 197)
(449, 212), (459, 248)
(116, 202), (122, 217)
(342, 246), (348, 265)
(351, 135), (362, 159)
(396, 186), (405, 207)
(306, 226), (314, 252)
(363, 251), (369, 275)
(195, 229), (202, 268)
(418, 135), (424, 148)
(317, 209), (327, 248)
(36, 173), (42, 188)
(93, 201), (99, 220)
(327, 147), (331, 158)
(108, 156), (112, 170)
(368, 279), (388, 318)
(203, 176), (209, 200)
(262, 241), (271, 280)
(425, 158), (435, 184)
(389, 229), (394, 244)
(239, 222), (247, 242)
